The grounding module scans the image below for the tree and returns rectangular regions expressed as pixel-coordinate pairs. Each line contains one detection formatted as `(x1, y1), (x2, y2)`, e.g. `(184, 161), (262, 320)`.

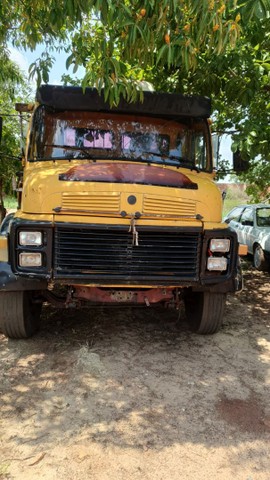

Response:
(0, 1), (267, 99)
(0, 55), (32, 202)
(0, 0), (270, 198)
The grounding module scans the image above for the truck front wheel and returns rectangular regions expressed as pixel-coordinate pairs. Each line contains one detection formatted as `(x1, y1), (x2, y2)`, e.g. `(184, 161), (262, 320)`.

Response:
(184, 291), (226, 334)
(0, 291), (42, 339)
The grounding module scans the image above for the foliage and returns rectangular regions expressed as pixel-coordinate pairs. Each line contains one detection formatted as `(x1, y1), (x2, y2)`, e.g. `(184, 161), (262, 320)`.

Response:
(0, 1), (267, 100)
(240, 159), (270, 202)
(0, 50), (25, 98)
(0, 59), (32, 196)
(0, 0), (269, 195)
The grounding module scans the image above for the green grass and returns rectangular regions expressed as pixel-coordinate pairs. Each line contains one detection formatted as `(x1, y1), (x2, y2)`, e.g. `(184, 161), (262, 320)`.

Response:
(222, 198), (245, 217)
(222, 186), (250, 217)
(3, 195), (17, 209)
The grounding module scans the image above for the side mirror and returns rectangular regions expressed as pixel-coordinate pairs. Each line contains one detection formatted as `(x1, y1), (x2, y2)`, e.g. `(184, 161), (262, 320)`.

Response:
(0, 116), (2, 144)
(233, 149), (250, 172)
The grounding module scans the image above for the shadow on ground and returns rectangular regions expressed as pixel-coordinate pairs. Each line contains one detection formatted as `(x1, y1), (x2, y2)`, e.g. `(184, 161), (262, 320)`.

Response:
(0, 264), (269, 478)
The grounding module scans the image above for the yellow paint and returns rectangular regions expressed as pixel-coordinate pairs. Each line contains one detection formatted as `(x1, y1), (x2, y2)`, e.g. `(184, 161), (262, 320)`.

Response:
(19, 159), (223, 227)
(0, 236), (8, 262)
(14, 212), (54, 222)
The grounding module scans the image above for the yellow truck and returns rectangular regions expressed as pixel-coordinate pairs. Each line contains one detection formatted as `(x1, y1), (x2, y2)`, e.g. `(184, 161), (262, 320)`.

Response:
(0, 85), (242, 338)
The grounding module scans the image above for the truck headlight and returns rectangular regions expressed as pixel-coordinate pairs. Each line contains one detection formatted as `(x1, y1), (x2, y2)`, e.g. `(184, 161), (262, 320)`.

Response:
(19, 231), (42, 246)
(207, 257), (227, 271)
(19, 252), (42, 267)
(209, 239), (230, 253)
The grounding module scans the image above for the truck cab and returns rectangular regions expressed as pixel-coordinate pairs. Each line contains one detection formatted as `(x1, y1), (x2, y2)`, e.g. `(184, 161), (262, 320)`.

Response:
(0, 86), (242, 338)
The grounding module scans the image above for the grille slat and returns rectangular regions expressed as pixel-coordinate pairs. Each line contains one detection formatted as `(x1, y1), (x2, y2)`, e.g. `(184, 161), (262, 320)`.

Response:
(54, 226), (201, 281)
(143, 195), (196, 216)
(56, 256), (197, 265)
(62, 193), (120, 212)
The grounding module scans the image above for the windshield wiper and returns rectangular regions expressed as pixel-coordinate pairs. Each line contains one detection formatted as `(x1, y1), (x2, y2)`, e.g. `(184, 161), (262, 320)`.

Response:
(30, 147), (200, 172)
(41, 144), (94, 159)
(30, 156), (81, 162)
(175, 159), (200, 173)
(134, 151), (200, 172)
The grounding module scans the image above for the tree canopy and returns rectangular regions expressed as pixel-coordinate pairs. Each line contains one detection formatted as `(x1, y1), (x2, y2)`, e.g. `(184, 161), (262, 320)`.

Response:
(0, 0), (270, 199)
(0, 54), (31, 199)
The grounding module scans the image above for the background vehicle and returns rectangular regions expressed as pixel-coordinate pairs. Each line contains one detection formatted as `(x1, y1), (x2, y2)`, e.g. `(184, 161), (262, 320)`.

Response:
(0, 85), (243, 338)
(224, 203), (270, 271)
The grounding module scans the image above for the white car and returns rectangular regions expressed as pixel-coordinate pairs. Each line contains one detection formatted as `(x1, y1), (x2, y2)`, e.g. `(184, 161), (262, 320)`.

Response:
(224, 204), (270, 271)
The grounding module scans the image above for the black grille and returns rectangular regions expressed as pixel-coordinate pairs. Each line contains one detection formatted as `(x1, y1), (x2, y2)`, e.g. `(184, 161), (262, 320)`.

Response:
(54, 225), (201, 282)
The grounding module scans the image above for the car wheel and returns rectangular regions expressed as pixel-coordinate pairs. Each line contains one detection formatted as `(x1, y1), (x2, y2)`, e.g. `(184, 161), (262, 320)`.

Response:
(253, 245), (269, 271)
(184, 290), (226, 334)
(0, 291), (42, 339)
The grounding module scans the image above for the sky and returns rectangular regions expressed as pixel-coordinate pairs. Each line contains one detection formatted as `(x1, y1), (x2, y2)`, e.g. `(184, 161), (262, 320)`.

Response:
(9, 45), (84, 86)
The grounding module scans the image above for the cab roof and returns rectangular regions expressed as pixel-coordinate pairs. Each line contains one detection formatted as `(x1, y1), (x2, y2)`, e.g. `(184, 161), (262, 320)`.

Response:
(36, 85), (211, 119)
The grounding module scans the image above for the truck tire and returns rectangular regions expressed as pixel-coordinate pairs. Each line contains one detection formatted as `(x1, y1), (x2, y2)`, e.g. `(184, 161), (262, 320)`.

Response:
(184, 291), (226, 334)
(0, 291), (42, 339)
(253, 245), (269, 271)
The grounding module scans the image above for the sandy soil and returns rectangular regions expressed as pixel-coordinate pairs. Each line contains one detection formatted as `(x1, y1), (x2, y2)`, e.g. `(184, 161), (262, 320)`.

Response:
(0, 261), (270, 480)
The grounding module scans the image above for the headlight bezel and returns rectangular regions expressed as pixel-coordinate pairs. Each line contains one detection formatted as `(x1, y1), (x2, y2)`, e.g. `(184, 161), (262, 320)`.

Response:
(204, 234), (235, 275)
(10, 221), (53, 276)
(200, 228), (238, 280)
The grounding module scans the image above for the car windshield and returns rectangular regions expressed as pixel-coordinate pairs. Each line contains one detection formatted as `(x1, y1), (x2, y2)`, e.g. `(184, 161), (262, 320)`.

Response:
(29, 106), (211, 171)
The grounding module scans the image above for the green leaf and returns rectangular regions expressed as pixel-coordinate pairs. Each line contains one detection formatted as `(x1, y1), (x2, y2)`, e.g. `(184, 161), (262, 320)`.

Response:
(156, 44), (168, 65)
(66, 54), (74, 70)
(261, 63), (270, 71)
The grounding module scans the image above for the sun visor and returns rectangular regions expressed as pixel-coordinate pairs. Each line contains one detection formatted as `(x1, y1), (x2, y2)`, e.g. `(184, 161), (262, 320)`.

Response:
(36, 85), (211, 119)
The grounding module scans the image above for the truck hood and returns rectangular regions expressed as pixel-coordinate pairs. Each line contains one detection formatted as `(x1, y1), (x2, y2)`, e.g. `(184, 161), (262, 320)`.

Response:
(21, 162), (222, 222)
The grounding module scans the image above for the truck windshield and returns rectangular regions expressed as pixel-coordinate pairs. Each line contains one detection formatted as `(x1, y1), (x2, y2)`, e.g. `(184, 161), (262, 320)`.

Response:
(29, 107), (211, 171)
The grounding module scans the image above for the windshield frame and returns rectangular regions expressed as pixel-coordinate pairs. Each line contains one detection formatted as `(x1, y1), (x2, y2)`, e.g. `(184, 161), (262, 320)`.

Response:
(27, 105), (213, 172)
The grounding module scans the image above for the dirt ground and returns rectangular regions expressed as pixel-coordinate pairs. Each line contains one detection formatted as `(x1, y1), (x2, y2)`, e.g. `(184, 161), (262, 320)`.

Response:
(0, 260), (270, 480)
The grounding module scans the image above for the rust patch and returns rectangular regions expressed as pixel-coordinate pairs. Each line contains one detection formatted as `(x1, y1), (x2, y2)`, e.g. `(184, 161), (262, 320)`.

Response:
(216, 395), (270, 434)
(59, 162), (198, 189)
(74, 286), (174, 304)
